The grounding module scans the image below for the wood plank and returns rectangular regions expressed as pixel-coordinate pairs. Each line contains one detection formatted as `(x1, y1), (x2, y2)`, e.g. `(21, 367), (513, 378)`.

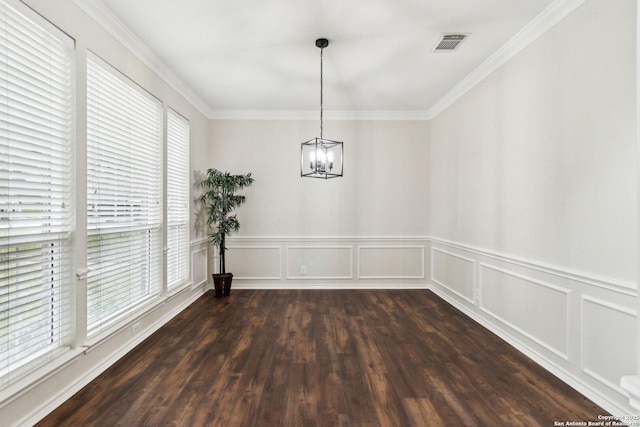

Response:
(37, 290), (609, 426)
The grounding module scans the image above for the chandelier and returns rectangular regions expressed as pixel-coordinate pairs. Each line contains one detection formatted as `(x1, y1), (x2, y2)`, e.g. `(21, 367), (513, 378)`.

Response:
(300, 38), (343, 179)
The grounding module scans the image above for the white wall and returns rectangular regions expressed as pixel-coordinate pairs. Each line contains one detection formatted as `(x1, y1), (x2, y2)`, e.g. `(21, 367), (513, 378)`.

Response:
(0, 1), (211, 426)
(430, 0), (636, 283)
(428, 0), (637, 414)
(208, 119), (430, 288)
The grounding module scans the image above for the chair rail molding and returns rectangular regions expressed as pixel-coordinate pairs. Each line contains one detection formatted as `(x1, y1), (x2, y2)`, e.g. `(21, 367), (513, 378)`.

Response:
(428, 237), (636, 296)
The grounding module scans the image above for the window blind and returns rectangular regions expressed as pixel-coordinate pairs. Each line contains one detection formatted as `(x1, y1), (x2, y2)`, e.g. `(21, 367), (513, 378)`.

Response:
(166, 109), (189, 290)
(0, 0), (74, 385)
(86, 53), (162, 336)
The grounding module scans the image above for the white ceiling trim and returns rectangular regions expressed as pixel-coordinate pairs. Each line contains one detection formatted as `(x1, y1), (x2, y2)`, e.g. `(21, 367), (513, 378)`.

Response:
(425, 0), (587, 120)
(74, 0), (584, 122)
(72, 0), (214, 118)
(209, 110), (431, 121)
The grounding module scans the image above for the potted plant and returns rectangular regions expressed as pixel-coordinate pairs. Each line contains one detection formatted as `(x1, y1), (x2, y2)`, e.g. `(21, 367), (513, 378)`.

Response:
(199, 168), (254, 297)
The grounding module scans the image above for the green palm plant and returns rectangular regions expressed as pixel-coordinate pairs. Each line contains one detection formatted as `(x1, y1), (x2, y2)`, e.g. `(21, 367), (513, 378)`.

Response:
(199, 168), (254, 295)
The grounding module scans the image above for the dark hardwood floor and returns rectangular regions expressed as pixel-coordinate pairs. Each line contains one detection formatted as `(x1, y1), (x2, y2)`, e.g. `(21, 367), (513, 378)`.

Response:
(38, 290), (609, 426)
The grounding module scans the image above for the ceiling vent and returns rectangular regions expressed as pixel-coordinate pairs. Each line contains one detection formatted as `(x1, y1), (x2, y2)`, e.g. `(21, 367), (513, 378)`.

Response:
(433, 34), (467, 52)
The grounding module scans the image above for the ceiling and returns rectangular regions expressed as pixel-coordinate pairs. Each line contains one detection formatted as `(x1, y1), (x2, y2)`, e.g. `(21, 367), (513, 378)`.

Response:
(87, 0), (560, 118)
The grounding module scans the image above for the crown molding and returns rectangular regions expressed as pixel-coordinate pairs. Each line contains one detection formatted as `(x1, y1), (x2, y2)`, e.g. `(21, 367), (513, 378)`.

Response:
(72, 0), (214, 118)
(74, 0), (585, 123)
(425, 0), (587, 120)
(208, 109), (431, 121)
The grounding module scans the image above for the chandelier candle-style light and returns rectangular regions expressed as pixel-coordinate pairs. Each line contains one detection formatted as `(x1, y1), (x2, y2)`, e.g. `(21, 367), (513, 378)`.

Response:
(301, 38), (343, 179)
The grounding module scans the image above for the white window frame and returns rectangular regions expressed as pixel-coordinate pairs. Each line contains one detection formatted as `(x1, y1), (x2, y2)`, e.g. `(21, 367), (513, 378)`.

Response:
(85, 52), (162, 337)
(0, 0), (75, 387)
(166, 108), (189, 291)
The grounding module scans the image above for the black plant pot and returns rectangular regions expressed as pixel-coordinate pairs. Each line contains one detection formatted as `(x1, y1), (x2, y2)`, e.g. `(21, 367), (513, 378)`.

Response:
(212, 273), (233, 297)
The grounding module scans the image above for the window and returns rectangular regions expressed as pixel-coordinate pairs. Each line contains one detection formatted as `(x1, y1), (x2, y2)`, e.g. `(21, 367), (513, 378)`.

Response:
(86, 53), (162, 336)
(166, 109), (189, 290)
(0, 0), (74, 385)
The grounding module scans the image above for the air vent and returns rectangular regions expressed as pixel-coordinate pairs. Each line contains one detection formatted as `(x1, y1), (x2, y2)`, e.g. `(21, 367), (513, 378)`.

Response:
(433, 34), (467, 52)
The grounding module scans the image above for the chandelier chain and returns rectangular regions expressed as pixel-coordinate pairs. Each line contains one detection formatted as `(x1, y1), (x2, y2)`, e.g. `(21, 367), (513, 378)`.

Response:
(320, 46), (323, 139)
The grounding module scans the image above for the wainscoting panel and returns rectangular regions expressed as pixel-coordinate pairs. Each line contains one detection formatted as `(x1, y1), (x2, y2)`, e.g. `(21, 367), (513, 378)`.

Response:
(189, 241), (208, 288)
(358, 246), (424, 279)
(581, 296), (637, 395)
(431, 247), (474, 303)
(428, 237), (637, 416)
(224, 237), (429, 288)
(479, 263), (570, 360)
(286, 246), (353, 279)
(226, 246), (281, 280)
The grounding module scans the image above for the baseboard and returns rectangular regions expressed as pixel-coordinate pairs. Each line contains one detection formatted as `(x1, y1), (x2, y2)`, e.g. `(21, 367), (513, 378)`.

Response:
(233, 283), (430, 290)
